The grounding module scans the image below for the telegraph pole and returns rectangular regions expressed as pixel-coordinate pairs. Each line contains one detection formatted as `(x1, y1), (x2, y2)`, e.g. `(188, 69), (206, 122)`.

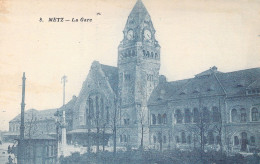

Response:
(18, 72), (26, 164)
(61, 75), (68, 106)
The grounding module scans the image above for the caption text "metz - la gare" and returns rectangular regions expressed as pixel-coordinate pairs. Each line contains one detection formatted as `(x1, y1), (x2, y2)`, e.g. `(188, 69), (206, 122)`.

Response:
(48, 17), (92, 22)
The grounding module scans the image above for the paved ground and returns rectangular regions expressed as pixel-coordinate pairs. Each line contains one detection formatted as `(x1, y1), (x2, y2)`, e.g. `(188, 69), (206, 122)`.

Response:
(0, 143), (16, 164)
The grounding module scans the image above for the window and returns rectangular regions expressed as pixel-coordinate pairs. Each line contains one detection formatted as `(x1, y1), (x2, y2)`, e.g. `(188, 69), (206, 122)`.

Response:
(147, 74), (153, 81)
(162, 114), (167, 124)
(250, 136), (255, 145)
(153, 136), (156, 143)
(124, 119), (130, 125)
(187, 135), (191, 144)
(193, 108), (199, 123)
(95, 96), (99, 118)
(151, 52), (154, 58)
(212, 107), (221, 122)
(208, 132), (214, 145)
(216, 135), (221, 145)
(234, 136), (239, 145)
(119, 135), (122, 143)
(202, 107), (210, 123)
(240, 108), (247, 122)
(181, 132), (186, 143)
(146, 51), (150, 57)
(175, 109), (182, 123)
(143, 50), (146, 57)
(106, 107), (110, 124)
(152, 114), (156, 125)
(251, 108), (258, 121)
(124, 74), (131, 81)
(163, 136), (167, 143)
(89, 98), (94, 118)
(184, 109), (191, 123)
(231, 109), (238, 122)
(176, 136), (180, 143)
(158, 114), (162, 124)
(100, 98), (104, 119)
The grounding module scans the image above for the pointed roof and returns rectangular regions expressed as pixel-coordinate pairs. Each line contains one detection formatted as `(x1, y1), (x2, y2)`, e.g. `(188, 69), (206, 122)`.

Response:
(128, 0), (149, 26)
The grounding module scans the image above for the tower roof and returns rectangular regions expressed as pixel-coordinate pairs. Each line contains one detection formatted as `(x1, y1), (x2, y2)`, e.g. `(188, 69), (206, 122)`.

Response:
(127, 0), (150, 27)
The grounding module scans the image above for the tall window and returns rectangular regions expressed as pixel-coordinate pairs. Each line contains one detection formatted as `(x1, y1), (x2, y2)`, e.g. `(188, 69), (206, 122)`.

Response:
(158, 114), (162, 124)
(95, 96), (99, 119)
(202, 107), (210, 123)
(208, 131), (214, 145)
(184, 109), (191, 123)
(181, 132), (186, 143)
(152, 114), (156, 125)
(212, 107), (220, 122)
(176, 136), (180, 143)
(240, 108), (247, 122)
(234, 136), (239, 145)
(250, 136), (255, 145)
(162, 114), (167, 124)
(251, 108), (258, 121)
(175, 109), (182, 123)
(163, 136), (167, 143)
(193, 108), (199, 123)
(187, 135), (191, 144)
(231, 109), (238, 122)
(89, 98), (94, 118)
(100, 98), (104, 119)
(153, 136), (156, 143)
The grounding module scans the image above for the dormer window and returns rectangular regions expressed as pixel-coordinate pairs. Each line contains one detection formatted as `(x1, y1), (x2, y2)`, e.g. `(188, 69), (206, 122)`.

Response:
(237, 80), (245, 87)
(247, 88), (260, 95)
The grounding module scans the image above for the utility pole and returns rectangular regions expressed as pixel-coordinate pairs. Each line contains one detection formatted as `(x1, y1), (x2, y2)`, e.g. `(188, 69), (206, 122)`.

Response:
(60, 75), (68, 155)
(61, 75), (68, 106)
(18, 72), (26, 164)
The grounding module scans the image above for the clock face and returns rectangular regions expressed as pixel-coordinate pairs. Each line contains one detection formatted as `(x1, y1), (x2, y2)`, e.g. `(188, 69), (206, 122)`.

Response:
(127, 30), (134, 40)
(144, 29), (152, 40)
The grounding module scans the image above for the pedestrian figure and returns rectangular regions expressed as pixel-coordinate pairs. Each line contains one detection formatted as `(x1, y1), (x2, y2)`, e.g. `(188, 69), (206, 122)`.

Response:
(8, 155), (13, 164)
(8, 145), (11, 154)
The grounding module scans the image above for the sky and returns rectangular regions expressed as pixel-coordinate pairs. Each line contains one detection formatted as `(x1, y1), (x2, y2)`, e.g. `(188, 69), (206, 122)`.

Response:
(0, 0), (259, 131)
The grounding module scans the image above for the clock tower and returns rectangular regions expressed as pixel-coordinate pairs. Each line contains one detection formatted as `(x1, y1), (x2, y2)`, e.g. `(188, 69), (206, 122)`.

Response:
(117, 0), (161, 147)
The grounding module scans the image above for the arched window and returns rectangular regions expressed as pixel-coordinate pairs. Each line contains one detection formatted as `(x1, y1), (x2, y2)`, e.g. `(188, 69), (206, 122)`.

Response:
(124, 135), (127, 142)
(162, 114), (167, 124)
(151, 52), (154, 58)
(153, 136), (156, 143)
(181, 132), (186, 143)
(234, 136), (239, 145)
(202, 107), (210, 123)
(216, 135), (221, 145)
(158, 114), (162, 124)
(132, 50), (135, 56)
(251, 108), (258, 121)
(106, 107), (110, 124)
(143, 50), (146, 57)
(100, 98), (104, 119)
(250, 136), (255, 145)
(89, 98), (94, 118)
(212, 107), (221, 122)
(184, 109), (191, 123)
(175, 109), (182, 123)
(240, 108), (247, 122)
(146, 51), (150, 58)
(152, 114), (156, 125)
(95, 96), (99, 119)
(120, 135), (123, 143)
(231, 109), (238, 122)
(208, 131), (214, 145)
(163, 136), (167, 143)
(193, 108), (199, 123)
(176, 136), (180, 143)
(155, 53), (158, 59)
(187, 135), (191, 144)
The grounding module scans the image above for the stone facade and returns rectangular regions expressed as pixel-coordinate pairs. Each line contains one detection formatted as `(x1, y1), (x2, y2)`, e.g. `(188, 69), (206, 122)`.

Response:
(148, 68), (260, 152)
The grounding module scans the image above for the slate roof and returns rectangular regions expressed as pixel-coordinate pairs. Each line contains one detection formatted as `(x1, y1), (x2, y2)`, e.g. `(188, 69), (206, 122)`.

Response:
(10, 108), (57, 123)
(128, 0), (149, 25)
(148, 67), (260, 106)
(100, 64), (118, 94)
